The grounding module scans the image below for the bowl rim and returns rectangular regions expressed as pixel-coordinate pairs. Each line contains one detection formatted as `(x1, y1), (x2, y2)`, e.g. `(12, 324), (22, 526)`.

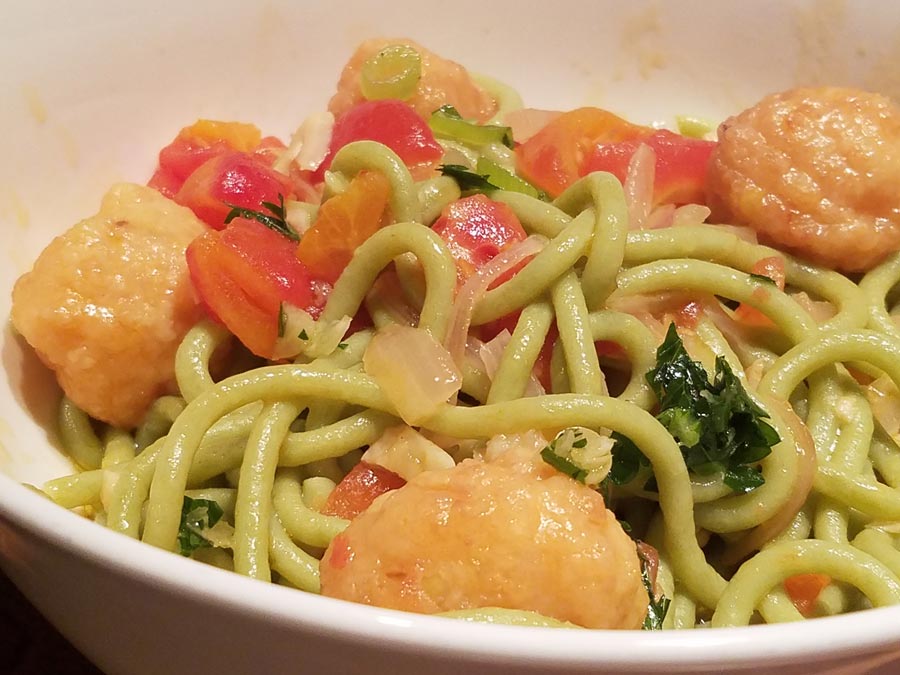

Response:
(3, 472), (900, 669)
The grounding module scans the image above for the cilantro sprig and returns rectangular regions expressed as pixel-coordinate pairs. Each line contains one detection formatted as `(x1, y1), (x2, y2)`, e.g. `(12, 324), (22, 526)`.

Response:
(224, 193), (299, 241)
(440, 162), (548, 201)
(178, 496), (225, 557)
(610, 323), (780, 494)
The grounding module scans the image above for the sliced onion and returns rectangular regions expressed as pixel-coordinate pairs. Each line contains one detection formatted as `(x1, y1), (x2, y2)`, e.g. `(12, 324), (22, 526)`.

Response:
(272, 303), (351, 361)
(866, 374), (900, 438)
(444, 234), (547, 370)
(671, 204), (712, 228)
(791, 290), (836, 323)
(364, 324), (461, 425)
(273, 111), (335, 174)
(624, 143), (655, 229)
(475, 328), (544, 398)
(362, 424), (456, 480)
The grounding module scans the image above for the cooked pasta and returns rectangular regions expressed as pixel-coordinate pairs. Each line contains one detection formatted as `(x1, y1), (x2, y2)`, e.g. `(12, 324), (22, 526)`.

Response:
(15, 38), (900, 631)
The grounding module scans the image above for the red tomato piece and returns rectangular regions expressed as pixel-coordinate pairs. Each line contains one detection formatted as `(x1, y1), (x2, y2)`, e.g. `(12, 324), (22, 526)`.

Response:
(296, 171), (391, 284)
(735, 256), (786, 328)
(583, 129), (716, 205)
(321, 461), (406, 520)
(316, 99), (442, 179)
(784, 573), (831, 616)
(174, 151), (295, 229)
(148, 120), (262, 198)
(515, 107), (652, 198)
(186, 218), (322, 358)
(431, 194), (528, 284)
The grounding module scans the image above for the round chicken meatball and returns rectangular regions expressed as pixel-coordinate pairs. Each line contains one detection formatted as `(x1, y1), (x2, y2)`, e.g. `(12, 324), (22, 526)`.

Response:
(707, 87), (900, 272)
(319, 451), (648, 629)
(328, 38), (497, 123)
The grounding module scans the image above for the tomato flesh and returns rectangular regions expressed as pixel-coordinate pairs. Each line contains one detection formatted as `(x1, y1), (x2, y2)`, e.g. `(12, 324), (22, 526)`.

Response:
(583, 129), (716, 205)
(174, 152), (295, 229)
(317, 99), (442, 179)
(296, 171), (392, 284)
(431, 194), (528, 284)
(321, 461), (406, 520)
(186, 218), (322, 358)
(515, 107), (651, 198)
(784, 573), (831, 616)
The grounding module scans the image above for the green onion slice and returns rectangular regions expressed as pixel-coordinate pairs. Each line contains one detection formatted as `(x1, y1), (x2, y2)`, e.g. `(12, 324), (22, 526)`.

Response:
(429, 105), (514, 149)
(360, 45), (422, 101)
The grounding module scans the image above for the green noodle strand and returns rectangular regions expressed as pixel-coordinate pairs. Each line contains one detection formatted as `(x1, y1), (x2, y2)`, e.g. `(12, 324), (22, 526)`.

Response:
(233, 402), (299, 581)
(552, 271), (606, 396)
(711, 539), (900, 627)
(273, 468), (347, 549)
(554, 172), (629, 310)
(57, 397), (103, 471)
(472, 210), (594, 325)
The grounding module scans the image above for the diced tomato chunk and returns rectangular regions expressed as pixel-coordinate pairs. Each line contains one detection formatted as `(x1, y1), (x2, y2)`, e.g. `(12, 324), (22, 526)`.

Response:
(296, 171), (392, 284)
(321, 461), (407, 520)
(148, 120), (263, 198)
(317, 99), (442, 179)
(431, 194), (528, 285)
(583, 129), (716, 206)
(784, 573), (831, 616)
(515, 107), (652, 198)
(174, 152), (296, 229)
(186, 218), (323, 358)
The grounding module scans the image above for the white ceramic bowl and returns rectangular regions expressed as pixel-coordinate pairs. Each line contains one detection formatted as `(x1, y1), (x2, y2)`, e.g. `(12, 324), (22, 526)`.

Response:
(4, 2), (900, 673)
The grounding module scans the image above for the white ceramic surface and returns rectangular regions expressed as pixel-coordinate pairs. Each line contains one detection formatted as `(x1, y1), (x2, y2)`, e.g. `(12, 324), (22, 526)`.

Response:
(3, 1), (900, 673)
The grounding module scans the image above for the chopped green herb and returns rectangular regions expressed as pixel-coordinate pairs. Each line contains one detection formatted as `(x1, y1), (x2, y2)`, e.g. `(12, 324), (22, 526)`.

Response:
(541, 427), (613, 488)
(440, 162), (547, 201)
(224, 193), (299, 241)
(298, 329), (309, 341)
(277, 303), (288, 338)
(540, 445), (588, 483)
(178, 496), (224, 557)
(610, 323), (779, 494)
(638, 548), (671, 630)
(749, 272), (777, 285)
(440, 164), (498, 193)
(475, 157), (548, 200)
(429, 105), (514, 148)
(337, 342), (349, 350)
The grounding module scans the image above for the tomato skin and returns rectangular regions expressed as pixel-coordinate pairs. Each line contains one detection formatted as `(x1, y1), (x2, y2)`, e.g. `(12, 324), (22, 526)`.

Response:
(515, 107), (651, 198)
(431, 194), (528, 284)
(148, 120), (262, 198)
(186, 218), (322, 358)
(296, 171), (392, 284)
(784, 573), (831, 616)
(583, 130), (716, 205)
(174, 152), (295, 229)
(321, 461), (406, 520)
(316, 99), (442, 179)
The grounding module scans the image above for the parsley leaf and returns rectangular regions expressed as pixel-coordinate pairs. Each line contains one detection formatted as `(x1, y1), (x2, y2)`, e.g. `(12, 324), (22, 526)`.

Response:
(178, 496), (224, 557)
(611, 323), (780, 494)
(749, 272), (777, 285)
(440, 164), (498, 193)
(440, 161), (548, 201)
(638, 548), (671, 630)
(540, 445), (588, 483)
(223, 193), (299, 241)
